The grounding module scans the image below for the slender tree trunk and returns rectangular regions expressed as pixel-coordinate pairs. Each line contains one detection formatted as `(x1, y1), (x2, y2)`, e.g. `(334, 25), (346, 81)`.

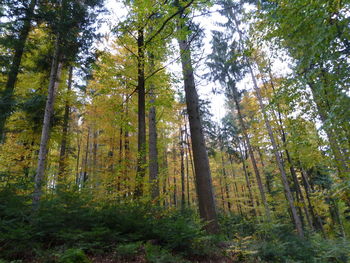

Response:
(82, 127), (91, 186)
(163, 149), (169, 207)
(185, 132), (191, 206)
(327, 197), (346, 237)
(135, 29), (146, 197)
(250, 69), (304, 237)
(75, 131), (82, 185)
(32, 38), (62, 209)
(219, 142), (231, 212)
(232, 93), (270, 219)
(92, 130), (98, 184)
(238, 143), (257, 216)
(0, 0), (37, 140)
(57, 66), (73, 184)
(256, 146), (272, 194)
(229, 8), (303, 235)
(228, 154), (243, 216)
(219, 176), (226, 212)
(149, 79), (159, 200)
(300, 166), (325, 235)
(180, 127), (186, 209)
(172, 146), (177, 207)
(262, 72), (313, 228)
(185, 124), (196, 196)
(117, 127), (123, 192)
(177, 27), (219, 233)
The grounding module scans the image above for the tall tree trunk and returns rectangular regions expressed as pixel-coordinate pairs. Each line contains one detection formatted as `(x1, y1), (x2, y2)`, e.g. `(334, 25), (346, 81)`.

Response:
(219, 140), (231, 212)
(82, 127), (91, 187)
(92, 130), (98, 183)
(185, 130), (191, 206)
(75, 131), (82, 185)
(231, 93), (270, 219)
(0, 0), (37, 140)
(32, 38), (62, 209)
(262, 71), (313, 228)
(162, 149), (169, 207)
(228, 8), (303, 236)
(124, 99), (130, 197)
(177, 26), (219, 233)
(219, 176), (226, 212)
(172, 145), (177, 207)
(57, 66), (73, 184)
(185, 124), (196, 196)
(135, 29), (146, 197)
(250, 69), (304, 237)
(300, 166), (325, 235)
(180, 127), (186, 209)
(256, 145), (272, 194)
(238, 143), (257, 216)
(228, 154), (243, 216)
(148, 77), (159, 200)
(117, 127), (123, 192)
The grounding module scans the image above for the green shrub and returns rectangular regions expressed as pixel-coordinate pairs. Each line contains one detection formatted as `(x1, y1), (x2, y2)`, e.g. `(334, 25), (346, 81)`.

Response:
(311, 234), (350, 263)
(218, 213), (256, 239)
(0, 188), (36, 259)
(145, 243), (189, 263)
(151, 209), (205, 253)
(58, 249), (91, 263)
(115, 241), (142, 260)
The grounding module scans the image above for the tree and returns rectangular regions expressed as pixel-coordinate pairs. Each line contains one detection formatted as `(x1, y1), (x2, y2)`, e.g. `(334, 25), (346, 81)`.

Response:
(207, 18), (271, 220)
(33, 0), (104, 208)
(0, 0), (37, 141)
(175, 0), (219, 233)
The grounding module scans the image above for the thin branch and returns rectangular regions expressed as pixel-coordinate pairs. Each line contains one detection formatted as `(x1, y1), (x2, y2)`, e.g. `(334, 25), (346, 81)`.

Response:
(145, 0), (195, 46)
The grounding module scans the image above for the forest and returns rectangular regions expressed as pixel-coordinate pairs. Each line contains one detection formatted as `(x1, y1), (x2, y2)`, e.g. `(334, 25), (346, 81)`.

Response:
(0, 0), (350, 262)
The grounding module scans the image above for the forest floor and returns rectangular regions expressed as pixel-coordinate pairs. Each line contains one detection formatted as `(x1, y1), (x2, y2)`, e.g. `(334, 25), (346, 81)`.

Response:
(1, 190), (349, 263)
(90, 254), (239, 263)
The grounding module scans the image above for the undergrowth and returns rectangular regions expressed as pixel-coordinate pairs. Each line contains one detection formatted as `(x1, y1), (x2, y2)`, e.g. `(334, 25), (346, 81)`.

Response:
(0, 188), (219, 262)
(0, 188), (349, 262)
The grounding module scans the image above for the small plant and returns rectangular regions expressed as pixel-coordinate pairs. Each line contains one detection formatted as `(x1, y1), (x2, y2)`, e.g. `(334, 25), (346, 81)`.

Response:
(58, 249), (91, 263)
(145, 243), (189, 263)
(115, 241), (142, 260)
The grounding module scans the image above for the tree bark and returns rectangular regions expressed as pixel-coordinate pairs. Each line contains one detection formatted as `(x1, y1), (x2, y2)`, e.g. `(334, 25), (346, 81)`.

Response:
(176, 28), (219, 233)
(180, 126), (186, 209)
(82, 127), (91, 187)
(123, 98), (131, 197)
(0, 0), (37, 140)
(135, 29), (146, 197)
(148, 75), (159, 201)
(185, 128), (191, 206)
(57, 66), (73, 184)
(172, 145), (177, 207)
(162, 149), (169, 207)
(75, 131), (82, 185)
(32, 38), (62, 209)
